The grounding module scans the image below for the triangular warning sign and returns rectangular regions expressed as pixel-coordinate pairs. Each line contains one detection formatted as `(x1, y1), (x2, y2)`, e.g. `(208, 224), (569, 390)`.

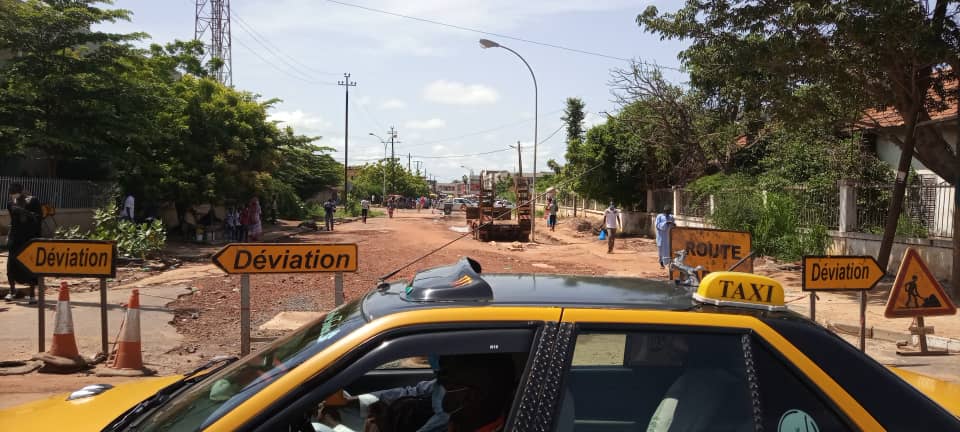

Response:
(884, 248), (957, 318)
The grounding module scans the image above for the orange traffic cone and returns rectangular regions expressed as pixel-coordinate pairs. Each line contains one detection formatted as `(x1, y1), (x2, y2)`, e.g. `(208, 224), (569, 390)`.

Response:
(49, 281), (80, 359)
(111, 289), (143, 370)
(35, 281), (86, 372)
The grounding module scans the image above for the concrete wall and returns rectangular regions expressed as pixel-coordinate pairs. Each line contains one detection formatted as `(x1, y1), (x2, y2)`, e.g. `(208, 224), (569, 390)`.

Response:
(829, 231), (953, 278)
(555, 203), (955, 280)
(1, 208), (95, 239)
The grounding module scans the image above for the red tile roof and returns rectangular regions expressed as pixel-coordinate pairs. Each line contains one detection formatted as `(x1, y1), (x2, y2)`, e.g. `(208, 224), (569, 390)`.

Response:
(858, 79), (957, 129)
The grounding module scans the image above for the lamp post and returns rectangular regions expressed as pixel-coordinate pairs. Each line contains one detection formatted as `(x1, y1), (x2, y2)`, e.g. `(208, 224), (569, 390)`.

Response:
(460, 165), (474, 195)
(369, 132), (388, 203)
(479, 38), (538, 241)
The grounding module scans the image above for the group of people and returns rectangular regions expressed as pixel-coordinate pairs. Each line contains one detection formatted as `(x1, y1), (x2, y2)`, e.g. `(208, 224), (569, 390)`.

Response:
(225, 197), (263, 242)
(602, 202), (675, 264)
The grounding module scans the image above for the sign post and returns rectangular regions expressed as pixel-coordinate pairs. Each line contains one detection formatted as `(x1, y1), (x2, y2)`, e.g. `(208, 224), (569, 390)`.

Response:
(801, 256), (883, 351)
(669, 227), (752, 280)
(213, 243), (359, 355)
(883, 248), (957, 356)
(15, 239), (116, 354)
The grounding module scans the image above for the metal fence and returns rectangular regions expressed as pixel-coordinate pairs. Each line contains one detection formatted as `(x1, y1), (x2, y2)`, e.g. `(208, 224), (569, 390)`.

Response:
(855, 181), (953, 238)
(783, 184), (840, 230)
(0, 176), (115, 209)
(678, 189), (710, 218)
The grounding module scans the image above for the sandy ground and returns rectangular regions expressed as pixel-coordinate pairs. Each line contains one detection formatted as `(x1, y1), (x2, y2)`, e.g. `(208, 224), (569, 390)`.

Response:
(1, 208), (957, 408)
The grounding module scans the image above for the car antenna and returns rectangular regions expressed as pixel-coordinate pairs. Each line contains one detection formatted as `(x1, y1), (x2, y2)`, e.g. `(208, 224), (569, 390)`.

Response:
(377, 162), (605, 285)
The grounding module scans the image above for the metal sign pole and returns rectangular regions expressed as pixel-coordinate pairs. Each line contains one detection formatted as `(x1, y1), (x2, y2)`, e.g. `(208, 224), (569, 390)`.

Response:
(335, 272), (344, 306)
(809, 293), (816, 322)
(859, 291), (867, 352)
(100, 277), (108, 356)
(37, 278), (45, 353)
(241, 274), (250, 356)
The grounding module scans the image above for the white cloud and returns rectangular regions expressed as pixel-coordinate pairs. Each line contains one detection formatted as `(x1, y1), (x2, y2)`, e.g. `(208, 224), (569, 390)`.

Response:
(268, 110), (332, 134)
(405, 118), (447, 129)
(583, 111), (609, 128)
(379, 99), (407, 110)
(423, 80), (499, 105)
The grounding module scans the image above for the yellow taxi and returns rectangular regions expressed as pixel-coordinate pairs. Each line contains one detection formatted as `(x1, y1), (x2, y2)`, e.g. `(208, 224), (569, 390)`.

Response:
(2, 257), (958, 431)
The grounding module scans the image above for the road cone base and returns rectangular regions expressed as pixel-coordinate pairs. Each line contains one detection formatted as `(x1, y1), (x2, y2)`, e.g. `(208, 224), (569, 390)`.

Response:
(32, 352), (88, 374)
(49, 335), (80, 360)
(0, 360), (43, 376)
(94, 365), (155, 377)
(112, 341), (143, 370)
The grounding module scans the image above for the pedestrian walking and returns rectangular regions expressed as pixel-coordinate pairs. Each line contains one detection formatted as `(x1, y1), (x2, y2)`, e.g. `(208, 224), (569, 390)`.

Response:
(387, 197), (395, 218)
(360, 198), (370, 223)
(120, 192), (135, 222)
(549, 198), (559, 232)
(247, 197), (263, 241)
(603, 202), (622, 254)
(656, 205), (676, 268)
(323, 198), (336, 231)
(5, 183), (42, 304)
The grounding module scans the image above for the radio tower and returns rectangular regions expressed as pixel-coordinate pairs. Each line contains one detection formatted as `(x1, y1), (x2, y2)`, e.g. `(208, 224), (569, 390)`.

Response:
(194, 0), (232, 86)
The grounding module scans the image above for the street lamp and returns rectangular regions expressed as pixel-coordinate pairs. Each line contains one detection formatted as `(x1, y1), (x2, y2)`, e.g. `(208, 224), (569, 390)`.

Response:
(369, 132), (387, 203)
(479, 38), (538, 241)
(460, 165), (474, 195)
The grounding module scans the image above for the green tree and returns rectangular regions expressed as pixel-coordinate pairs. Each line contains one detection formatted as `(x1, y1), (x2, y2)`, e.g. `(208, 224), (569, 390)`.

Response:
(0, 0), (148, 175)
(349, 160), (428, 200)
(639, 0), (960, 294)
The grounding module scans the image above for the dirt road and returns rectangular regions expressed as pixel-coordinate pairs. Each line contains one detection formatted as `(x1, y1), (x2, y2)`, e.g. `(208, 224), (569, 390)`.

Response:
(1, 208), (957, 408)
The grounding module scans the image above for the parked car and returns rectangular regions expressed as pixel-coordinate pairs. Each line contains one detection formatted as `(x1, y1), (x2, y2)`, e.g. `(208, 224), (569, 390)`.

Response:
(450, 197), (476, 211)
(494, 199), (515, 209)
(4, 258), (959, 431)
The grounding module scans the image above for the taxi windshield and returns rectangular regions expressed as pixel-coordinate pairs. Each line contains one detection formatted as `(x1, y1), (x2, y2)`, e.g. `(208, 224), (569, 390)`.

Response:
(134, 299), (365, 431)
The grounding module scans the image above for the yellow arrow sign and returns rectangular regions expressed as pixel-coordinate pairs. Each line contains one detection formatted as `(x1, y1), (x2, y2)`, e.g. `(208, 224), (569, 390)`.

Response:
(802, 256), (884, 291)
(15, 239), (116, 278)
(213, 243), (358, 274)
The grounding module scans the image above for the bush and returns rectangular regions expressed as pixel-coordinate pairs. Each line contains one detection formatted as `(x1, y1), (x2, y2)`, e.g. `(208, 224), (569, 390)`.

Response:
(55, 205), (166, 260)
(709, 190), (828, 261)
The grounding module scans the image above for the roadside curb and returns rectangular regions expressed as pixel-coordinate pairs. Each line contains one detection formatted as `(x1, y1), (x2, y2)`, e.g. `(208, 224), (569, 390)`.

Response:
(826, 321), (960, 353)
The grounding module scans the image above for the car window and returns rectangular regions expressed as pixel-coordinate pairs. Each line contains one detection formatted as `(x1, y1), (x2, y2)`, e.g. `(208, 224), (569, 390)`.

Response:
(137, 299), (366, 432)
(262, 328), (536, 432)
(750, 338), (854, 431)
(559, 330), (753, 432)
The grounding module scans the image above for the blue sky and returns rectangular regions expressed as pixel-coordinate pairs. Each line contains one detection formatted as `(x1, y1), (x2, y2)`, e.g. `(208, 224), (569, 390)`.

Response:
(104, 0), (688, 182)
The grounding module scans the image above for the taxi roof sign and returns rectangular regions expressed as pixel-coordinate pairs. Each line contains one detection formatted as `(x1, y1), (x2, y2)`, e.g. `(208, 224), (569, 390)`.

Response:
(15, 239), (116, 278)
(212, 243), (358, 274)
(884, 248), (957, 318)
(693, 271), (787, 312)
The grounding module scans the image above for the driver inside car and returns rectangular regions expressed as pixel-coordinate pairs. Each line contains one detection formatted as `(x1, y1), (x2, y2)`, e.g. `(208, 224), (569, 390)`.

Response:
(316, 353), (516, 432)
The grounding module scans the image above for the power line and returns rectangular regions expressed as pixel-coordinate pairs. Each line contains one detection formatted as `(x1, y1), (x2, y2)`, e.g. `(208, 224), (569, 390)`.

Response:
(231, 11), (341, 77)
(352, 147), (514, 161)
(234, 38), (337, 86)
(323, 0), (682, 71)
(401, 109), (563, 149)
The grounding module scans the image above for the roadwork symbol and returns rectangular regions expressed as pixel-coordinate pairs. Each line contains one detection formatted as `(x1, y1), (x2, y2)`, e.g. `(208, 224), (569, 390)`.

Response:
(884, 248), (957, 318)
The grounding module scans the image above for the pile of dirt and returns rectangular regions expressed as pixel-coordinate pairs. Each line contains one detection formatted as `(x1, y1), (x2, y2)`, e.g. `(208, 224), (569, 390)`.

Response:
(166, 220), (600, 359)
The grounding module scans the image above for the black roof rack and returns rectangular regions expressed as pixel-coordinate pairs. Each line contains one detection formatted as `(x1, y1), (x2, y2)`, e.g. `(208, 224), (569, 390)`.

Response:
(402, 257), (493, 302)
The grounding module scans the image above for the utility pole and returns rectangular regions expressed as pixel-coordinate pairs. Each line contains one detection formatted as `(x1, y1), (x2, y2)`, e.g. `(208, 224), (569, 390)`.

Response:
(408, 153), (412, 173)
(415, 161), (423, 175)
(338, 73), (357, 206)
(389, 126), (397, 195)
